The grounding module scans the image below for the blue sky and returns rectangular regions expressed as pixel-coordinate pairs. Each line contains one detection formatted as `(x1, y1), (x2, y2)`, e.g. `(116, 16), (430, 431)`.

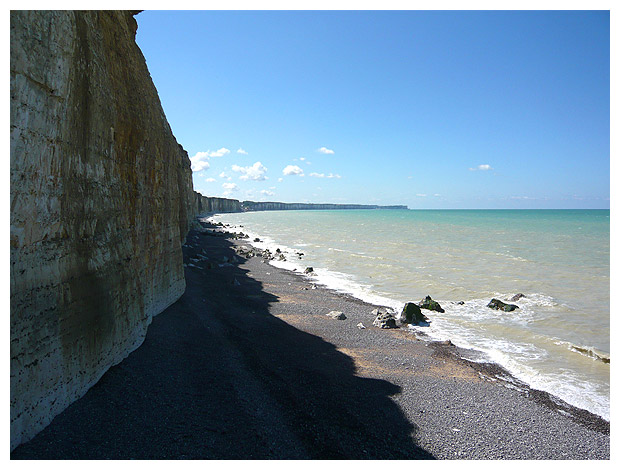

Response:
(135, 10), (609, 209)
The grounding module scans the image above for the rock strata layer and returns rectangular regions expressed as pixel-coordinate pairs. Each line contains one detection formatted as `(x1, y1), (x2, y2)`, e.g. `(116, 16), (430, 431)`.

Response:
(10, 11), (196, 450)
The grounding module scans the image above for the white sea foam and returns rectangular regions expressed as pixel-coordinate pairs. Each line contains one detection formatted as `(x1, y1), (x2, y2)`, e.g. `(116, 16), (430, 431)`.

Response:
(209, 210), (610, 420)
(412, 312), (610, 420)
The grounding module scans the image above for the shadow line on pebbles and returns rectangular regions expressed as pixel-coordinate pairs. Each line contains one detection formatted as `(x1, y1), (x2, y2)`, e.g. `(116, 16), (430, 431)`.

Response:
(11, 220), (434, 459)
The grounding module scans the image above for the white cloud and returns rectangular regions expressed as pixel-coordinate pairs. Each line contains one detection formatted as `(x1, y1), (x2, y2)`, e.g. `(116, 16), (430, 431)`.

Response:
(232, 161), (268, 181)
(318, 147), (334, 155)
(299, 157), (306, 161)
(190, 152), (211, 172)
(236, 148), (248, 155)
(469, 164), (493, 171)
(260, 189), (275, 196)
(207, 148), (230, 158)
(416, 193), (427, 197)
(283, 165), (304, 176)
(189, 148), (231, 172)
(309, 172), (341, 179)
(222, 182), (239, 191)
(205, 177), (216, 182)
(278, 178), (283, 182)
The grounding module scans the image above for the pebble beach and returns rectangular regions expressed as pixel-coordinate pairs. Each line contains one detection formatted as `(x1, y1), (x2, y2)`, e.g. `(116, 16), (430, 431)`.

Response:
(11, 220), (610, 459)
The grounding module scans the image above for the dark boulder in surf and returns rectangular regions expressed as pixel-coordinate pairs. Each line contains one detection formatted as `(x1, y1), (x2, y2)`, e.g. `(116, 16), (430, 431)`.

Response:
(487, 298), (519, 312)
(400, 302), (429, 325)
(508, 293), (526, 302)
(419, 295), (445, 313)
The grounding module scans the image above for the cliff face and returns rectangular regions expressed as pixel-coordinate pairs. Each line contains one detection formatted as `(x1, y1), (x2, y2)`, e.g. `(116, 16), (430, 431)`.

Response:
(193, 192), (242, 214)
(10, 11), (194, 449)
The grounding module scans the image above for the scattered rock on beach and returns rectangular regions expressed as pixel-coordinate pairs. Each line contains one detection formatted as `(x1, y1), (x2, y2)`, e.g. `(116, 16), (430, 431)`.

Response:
(419, 295), (445, 313)
(233, 246), (254, 258)
(253, 238), (261, 242)
(373, 312), (398, 329)
(487, 298), (519, 312)
(304, 267), (314, 275)
(400, 302), (429, 325)
(371, 307), (393, 317)
(508, 293), (526, 302)
(326, 311), (346, 320)
(357, 322), (366, 329)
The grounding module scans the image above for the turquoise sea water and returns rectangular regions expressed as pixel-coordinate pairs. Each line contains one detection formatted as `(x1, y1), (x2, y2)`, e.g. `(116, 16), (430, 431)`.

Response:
(211, 209), (610, 419)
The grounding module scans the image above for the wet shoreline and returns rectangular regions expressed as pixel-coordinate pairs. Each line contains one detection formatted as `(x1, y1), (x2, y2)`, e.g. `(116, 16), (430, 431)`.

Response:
(11, 219), (609, 459)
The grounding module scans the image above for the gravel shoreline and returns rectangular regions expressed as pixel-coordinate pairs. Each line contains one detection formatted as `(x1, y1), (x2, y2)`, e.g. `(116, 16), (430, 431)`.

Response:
(11, 220), (610, 459)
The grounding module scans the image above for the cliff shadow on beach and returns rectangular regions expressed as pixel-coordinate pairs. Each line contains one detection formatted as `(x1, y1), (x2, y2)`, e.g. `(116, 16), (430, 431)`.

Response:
(11, 221), (434, 459)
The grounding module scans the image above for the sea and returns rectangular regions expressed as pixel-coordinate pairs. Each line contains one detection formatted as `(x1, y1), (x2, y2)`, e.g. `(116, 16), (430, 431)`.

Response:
(209, 209), (610, 420)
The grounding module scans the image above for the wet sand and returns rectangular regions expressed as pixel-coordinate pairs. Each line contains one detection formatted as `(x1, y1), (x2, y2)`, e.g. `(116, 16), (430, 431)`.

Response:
(11, 220), (610, 459)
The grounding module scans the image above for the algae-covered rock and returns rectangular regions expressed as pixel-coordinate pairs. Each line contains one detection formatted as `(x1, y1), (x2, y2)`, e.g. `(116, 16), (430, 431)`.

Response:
(487, 298), (519, 312)
(400, 302), (429, 325)
(419, 295), (445, 313)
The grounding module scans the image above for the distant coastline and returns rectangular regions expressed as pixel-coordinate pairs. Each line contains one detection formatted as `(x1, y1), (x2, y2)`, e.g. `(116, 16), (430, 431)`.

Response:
(242, 201), (408, 211)
(193, 192), (408, 215)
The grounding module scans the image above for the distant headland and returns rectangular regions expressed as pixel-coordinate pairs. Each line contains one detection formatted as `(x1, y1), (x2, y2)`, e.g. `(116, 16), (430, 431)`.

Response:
(242, 201), (408, 212)
(192, 194), (408, 214)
